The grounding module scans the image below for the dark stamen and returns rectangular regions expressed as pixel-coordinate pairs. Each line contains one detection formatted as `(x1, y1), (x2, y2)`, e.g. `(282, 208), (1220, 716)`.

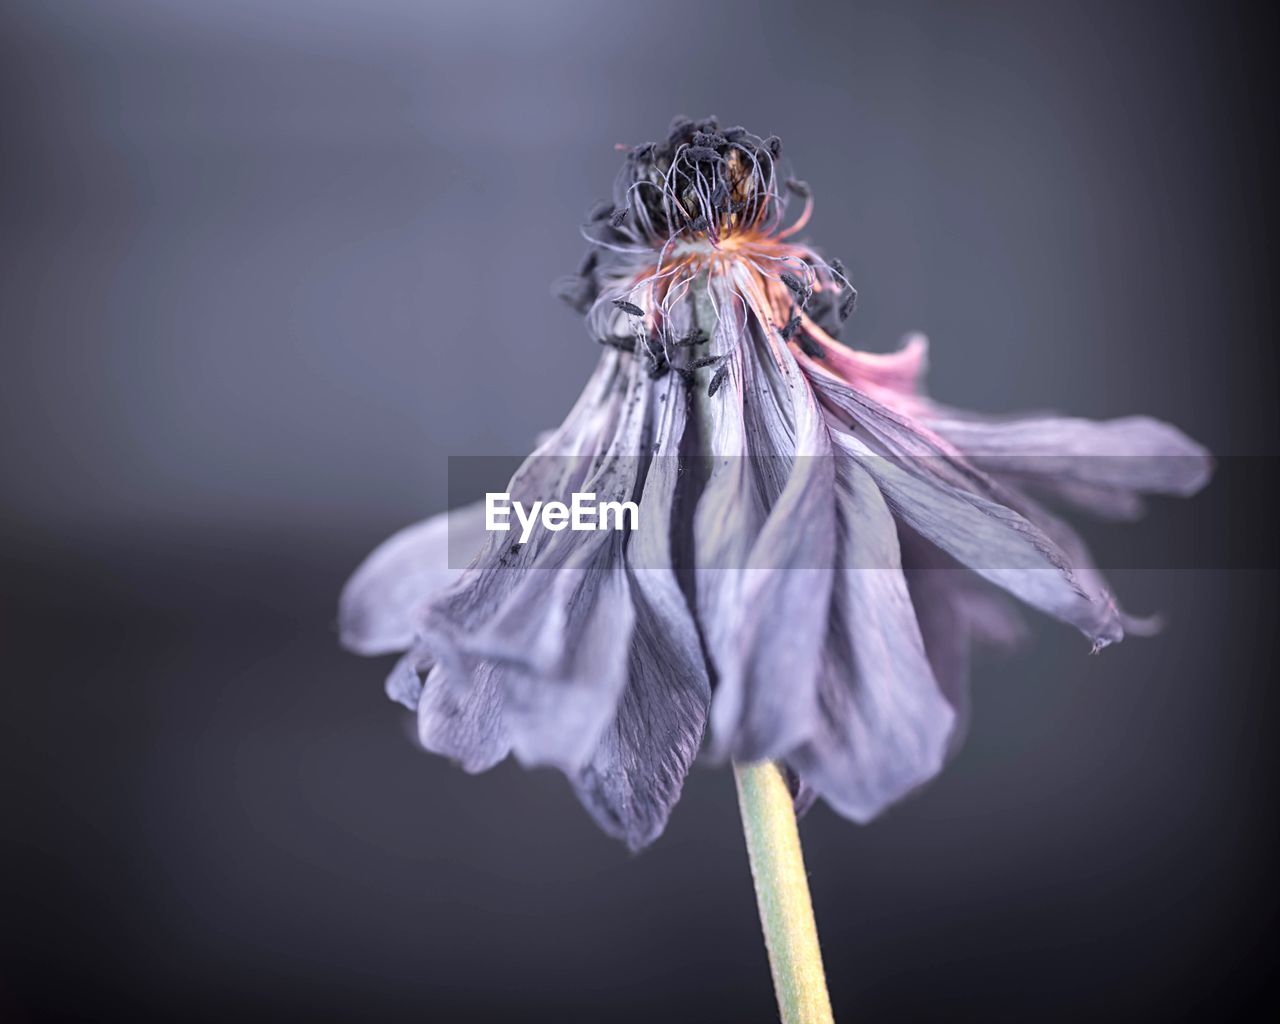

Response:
(707, 363), (730, 397)
(781, 273), (812, 307)
(613, 299), (645, 317)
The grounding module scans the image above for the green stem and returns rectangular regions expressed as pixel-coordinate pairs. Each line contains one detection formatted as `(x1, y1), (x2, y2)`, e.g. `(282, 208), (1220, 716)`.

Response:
(733, 760), (835, 1024)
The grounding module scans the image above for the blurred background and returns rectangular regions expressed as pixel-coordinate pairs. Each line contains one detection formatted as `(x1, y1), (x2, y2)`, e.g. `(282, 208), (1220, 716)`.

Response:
(2, 1), (1276, 1020)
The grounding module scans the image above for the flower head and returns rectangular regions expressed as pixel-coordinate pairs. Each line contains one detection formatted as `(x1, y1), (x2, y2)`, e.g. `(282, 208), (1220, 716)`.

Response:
(340, 117), (1211, 850)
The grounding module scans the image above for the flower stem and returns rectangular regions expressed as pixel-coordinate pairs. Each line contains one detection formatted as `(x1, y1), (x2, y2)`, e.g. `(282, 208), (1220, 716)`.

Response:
(733, 760), (835, 1024)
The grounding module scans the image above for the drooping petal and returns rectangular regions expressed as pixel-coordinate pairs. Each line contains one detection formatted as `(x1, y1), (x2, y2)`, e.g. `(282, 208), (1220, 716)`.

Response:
(573, 578), (708, 849)
(492, 551), (636, 771)
(572, 372), (710, 849)
(451, 366), (652, 771)
(384, 647), (427, 710)
(696, 281), (835, 761)
(804, 359), (1124, 648)
(898, 526), (1027, 752)
(790, 458), (956, 820)
(379, 642), (511, 769)
(813, 330), (931, 406)
(925, 410), (1213, 519)
(1003, 483), (1163, 637)
(374, 353), (626, 680)
(338, 501), (488, 656)
(416, 353), (626, 671)
(416, 658), (511, 773)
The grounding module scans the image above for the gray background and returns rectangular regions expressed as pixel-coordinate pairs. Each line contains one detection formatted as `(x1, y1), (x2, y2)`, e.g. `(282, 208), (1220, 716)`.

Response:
(2, 1), (1275, 1020)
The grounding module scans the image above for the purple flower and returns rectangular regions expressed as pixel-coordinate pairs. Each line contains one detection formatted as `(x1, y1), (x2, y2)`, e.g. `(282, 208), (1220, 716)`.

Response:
(339, 118), (1211, 850)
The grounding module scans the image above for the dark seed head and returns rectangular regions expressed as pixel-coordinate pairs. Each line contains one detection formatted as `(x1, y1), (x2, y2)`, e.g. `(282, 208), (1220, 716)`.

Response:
(562, 120), (809, 325)
(667, 115), (695, 140)
(684, 145), (724, 164)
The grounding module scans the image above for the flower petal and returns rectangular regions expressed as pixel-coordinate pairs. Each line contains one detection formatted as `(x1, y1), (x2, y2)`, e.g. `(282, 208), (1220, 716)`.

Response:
(804, 361), (1124, 647)
(380, 642), (511, 769)
(407, 355), (638, 768)
(790, 459), (956, 820)
(899, 526), (1027, 752)
(696, 291), (835, 761)
(338, 502), (488, 656)
(496, 554), (636, 771)
(572, 577), (709, 849)
(352, 353), (627, 670)
(416, 658), (511, 773)
(819, 331), (930, 403)
(925, 411), (1213, 519)
(571, 371), (711, 848)
(1005, 484), (1163, 637)
(449, 366), (655, 770)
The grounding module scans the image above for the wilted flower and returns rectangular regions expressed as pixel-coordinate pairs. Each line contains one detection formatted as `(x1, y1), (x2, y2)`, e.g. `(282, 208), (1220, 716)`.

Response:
(340, 117), (1210, 850)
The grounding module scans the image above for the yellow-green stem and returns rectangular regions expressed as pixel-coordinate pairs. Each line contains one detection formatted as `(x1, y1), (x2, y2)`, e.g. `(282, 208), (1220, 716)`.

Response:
(733, 760), (835, 1024)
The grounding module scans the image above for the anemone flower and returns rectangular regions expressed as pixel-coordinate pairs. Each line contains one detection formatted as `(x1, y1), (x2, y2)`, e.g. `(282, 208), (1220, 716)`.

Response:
(340, 117), (1210, 1023)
